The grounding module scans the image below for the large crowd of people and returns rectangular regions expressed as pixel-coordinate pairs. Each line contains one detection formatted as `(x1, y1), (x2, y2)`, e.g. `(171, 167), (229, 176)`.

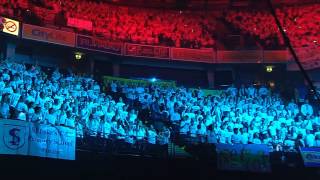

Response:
(105, 80), (320, 150)
(0, 61), (171, 145)
(60, 0), (217, 48)
(226, 4), (320, 48)
(0, 60), (320, 150)
(0, 1), (319, 49)
(1, 0), (320, 151)
(0, 0), (28, 20)
(0, 0), (217, 48)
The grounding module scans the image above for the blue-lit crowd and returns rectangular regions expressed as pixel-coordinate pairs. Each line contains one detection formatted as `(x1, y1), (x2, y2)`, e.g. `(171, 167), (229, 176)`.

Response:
(1, 61), (320, 150)
(106, 81), (320, 150)
(0, 61), (169, 145)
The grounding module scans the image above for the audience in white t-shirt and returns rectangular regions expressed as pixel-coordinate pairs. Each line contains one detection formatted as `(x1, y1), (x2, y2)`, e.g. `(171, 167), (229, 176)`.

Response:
(1, 60), (319, 150)
(108, 79), (320, 150)
(0, 61), (168, 146)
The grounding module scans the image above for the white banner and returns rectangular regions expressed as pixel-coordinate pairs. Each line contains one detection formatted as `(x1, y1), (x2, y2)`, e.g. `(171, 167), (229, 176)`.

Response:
(0, 119), (75, 160)
(29, 124), (76, 160)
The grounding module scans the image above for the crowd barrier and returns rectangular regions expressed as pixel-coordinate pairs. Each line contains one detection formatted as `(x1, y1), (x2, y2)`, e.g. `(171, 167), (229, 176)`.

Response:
(76, 35), (123, 55)
(171, 48), (215, 63)
(124, 43), (171, 59)
(2, 118), (319, 171)
(216, 143), (271, 172)
(77, 134), (169, 158)
(300, 147), (320, 167)
(22, 23), (76, 47)
(2, 17), (311, 66)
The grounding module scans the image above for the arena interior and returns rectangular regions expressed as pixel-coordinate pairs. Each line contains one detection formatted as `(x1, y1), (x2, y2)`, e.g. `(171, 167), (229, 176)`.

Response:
(0, 0), (320, 179)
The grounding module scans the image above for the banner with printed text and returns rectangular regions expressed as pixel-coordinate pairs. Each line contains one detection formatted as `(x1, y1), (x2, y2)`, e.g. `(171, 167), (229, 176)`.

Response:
(76, 35), (123, 55)
(189, 88), (223, 97)
(171, 48), (214, 63)
(300, 147), (320, 167)
(216, 144), (271, 172)
(103, 76), (176, 89)
(124, 43), (170, 59)
(29, 123), (76, 160)
(0, 119), (75, 160)
(22, 24), (76, 47)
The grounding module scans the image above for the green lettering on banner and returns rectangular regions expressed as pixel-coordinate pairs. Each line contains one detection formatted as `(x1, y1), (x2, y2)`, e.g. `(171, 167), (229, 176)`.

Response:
(189, 88), (223, 97)
(103, 76), (176, 89)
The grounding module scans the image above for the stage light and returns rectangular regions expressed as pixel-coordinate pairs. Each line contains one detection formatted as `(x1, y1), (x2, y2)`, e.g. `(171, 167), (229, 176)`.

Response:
(269, 81), (275, 88)
(150, 77), (157, 82)
(266, 66), (273, 73)
(74, 52), (83, 60)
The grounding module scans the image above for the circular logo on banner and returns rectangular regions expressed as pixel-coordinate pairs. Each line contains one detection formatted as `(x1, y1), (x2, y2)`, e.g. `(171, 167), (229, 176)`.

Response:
(4, 21), (17, 32)
(3, 125), (27, 150)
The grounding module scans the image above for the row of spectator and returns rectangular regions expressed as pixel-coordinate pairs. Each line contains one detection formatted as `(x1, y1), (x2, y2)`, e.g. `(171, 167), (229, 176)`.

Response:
(226, 4), (320, 48)
(0, 60), (170, 145)
(1, 60), (320, 150)
(1, 0), (318, 49)
(105, 79), (320, 150)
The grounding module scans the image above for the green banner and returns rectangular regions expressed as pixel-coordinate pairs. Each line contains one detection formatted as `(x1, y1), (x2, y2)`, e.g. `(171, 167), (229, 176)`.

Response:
(189, 88), (223, 97)
(103, 76), (223, 97)
(103, 76), (176, 88)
